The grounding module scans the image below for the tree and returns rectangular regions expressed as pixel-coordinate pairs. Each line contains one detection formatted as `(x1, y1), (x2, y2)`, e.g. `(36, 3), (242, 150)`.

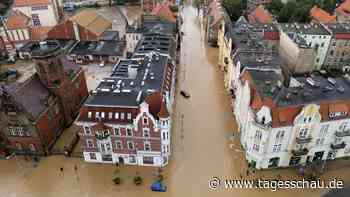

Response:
(266, 0), (283, 16)
(221, 0), (243, 21)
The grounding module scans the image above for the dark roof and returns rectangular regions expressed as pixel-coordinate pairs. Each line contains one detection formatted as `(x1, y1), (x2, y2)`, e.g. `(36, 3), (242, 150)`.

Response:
(85, 52), (171, 107)
(100, 30), (119, 41)
(234, 51), (282, 70)
(69, 40), (125, 56)
(323, 23), (350, 34)
(19, 40), (76, 58)
(126, 15), (176, 35)
(133, 33), (176, 59)
(247, 69), (283, 99)
(8, 74), (50, 119)
(280, 23), (330, 35)
(275, 74), (350, 107)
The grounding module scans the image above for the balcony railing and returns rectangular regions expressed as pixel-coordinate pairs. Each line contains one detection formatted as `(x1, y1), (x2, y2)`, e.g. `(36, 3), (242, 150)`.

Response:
(335, 130), (350, 137)
(252, 118), (272, 129)
(330, 142), (346, 150)
(295, 136), (312, 144)
(292, 148), (309, 156)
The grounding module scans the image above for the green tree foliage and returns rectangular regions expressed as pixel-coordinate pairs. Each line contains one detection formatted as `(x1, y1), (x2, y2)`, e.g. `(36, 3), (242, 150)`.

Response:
(267, 0), (338, 23)
(221, 0), (243, 21)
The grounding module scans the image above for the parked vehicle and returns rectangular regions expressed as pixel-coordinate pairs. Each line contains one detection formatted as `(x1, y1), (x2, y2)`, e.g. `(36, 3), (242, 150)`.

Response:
(99, 61), (105, 67)
(180, 90), (190, 98)
(151, 181), (167, 192)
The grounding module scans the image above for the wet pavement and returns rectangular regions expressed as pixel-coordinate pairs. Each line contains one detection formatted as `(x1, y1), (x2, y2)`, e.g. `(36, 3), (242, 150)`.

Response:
(0, 4), (349, 197)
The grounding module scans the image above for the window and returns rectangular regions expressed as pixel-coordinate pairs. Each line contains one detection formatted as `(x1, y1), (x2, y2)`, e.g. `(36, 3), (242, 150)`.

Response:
(95, 112), (100, 119)
(275, 131), (284, 143)
(143, 128), (150, 138)
(8, 127), (16, 136)
(18, 127), (24, 136)
(321, 43), (324, 47)
(90, 153), (96, 160)
(162, 132), (166, 140)
(339, 122), (347, 131)
(320, 125), (329, 136)
(121, 113), (125, 120)
(127, 141), (134, 150)
(29, 144), (36, 152)
(108, 112), (113, 119)
(299, 128), (308, 138)
(114, 128), (120, 136)
(31, 14), (41, 26)
(330, 50), (334, 56)
(115, 112), (119, 119)
(86, 139), (94, 148)
(88, 112), (92, 118)
(106, 143), (111, 151)
(253, 144), (259, 151)
(129, 155), (136, 163)
(254, 130), (262, 140)
(272, 144), (281, 152)
(144, 141), (151, 151)
(126, 128), (133, 136)
(84, 126), (91, 135)
(127, 113), (132, 120)
(101, 112), (105, 119)
(143, 117), (148, 125)
(116, 141), (122, 149)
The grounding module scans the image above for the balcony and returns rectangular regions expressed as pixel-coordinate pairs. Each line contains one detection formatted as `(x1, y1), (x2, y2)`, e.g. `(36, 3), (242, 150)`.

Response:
(252, 118), (272, 130)
(295, 136), (312, 144)
(330, 142), (346, 150)
(335, 130), (350, 137)
(292, 148), (309, 156)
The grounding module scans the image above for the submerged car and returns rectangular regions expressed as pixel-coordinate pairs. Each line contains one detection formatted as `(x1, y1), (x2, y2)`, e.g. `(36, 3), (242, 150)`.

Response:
(180, 90), (190, 98)
(151, 181), (167, 192)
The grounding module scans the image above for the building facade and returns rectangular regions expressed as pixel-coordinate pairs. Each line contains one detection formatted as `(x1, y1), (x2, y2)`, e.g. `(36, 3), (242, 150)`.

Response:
(323, 23), (350, 71)
(12, 0), (60, 27)
(76, 51), (176, 166)
(279, 23), (331, 71)
(235, 69), (350, 169)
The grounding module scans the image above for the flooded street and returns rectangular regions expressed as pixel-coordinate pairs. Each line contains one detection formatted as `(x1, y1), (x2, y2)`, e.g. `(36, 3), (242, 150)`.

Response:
(0, 4), (348, 197)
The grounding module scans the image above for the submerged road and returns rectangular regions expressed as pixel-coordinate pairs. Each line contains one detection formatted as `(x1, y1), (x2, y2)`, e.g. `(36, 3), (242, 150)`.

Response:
(0, 4), (337, 197)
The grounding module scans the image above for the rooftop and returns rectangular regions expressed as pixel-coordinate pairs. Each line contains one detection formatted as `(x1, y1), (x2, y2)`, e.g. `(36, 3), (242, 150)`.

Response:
(5, 10), (31, 29)
(133, 33), (175, 59)
(100, 31), (119, 41)
(336, 0), (350, 17)
(280, 23), (331, 35)
(85, 52), (171, 107)
(69, 9), (112, 37)
(13, 0), (50, 7)
(69, 40), (125, 57)
(323, 23), (350, 34)
(126, 15), (176, 35)
(310, 5), (336, 23)
(19, 40), (76, 58)
(248, 5), (273, 24)
(152, 0), (177, 23)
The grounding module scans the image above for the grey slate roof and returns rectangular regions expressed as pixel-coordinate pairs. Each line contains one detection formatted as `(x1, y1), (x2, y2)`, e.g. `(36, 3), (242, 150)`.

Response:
(70, 40), (125, 57)
(11, 74), (50, 119)
(85, 52), (170, 107)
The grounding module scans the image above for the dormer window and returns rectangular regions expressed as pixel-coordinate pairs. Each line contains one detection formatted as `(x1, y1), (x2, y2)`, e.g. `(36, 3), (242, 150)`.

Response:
(143, 117), (149, 125)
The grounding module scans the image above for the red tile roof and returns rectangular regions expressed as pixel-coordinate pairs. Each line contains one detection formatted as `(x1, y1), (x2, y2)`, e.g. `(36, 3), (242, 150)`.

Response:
(336, 0), (350, 17)
(310, 5), (336, 23)
(152, 0), (176, 23)
(248, 5), (273, 24)
(208, 0), (223, 27)
(30, 26), (52, 41)
(14, 0), (50, 7)
(158, 98), (169, 118)
(6, 10), (31, 29)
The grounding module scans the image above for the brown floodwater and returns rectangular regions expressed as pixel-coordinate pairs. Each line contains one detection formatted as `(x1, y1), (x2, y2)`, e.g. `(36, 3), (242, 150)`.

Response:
(0, 5), (347, 197)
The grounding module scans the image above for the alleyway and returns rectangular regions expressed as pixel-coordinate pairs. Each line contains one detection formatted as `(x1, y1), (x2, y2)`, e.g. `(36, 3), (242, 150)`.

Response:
(0, 4), (346, 197)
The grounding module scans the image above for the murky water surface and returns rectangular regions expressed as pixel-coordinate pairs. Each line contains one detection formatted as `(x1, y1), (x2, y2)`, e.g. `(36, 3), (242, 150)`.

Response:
(0, 5), (348, 197)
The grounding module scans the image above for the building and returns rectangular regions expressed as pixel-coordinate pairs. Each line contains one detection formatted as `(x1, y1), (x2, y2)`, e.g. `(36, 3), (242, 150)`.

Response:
(18, 39), (76, 59)
(151, 0), (177, 23)
(12, 0), (60, 26)
(126, 15), (177, 54)
(0, 10), (31, 49)
(76, 50), (176, 166)
(322, 23), (350, 71)
(310, 5), (336, 24)
(142, 0), (157, 13)
(248, 5), (274, 24)
(47, 9), (112, 41)
(279, 23), (331, 72)
(205, 0), (226, 46)
(247, 0), (272, 13)
(336, 0), (350, 23)
(234, 68), (350, 169)
(30, 26), (52, 41)
(0, 43), (88, 155)
(218, 16), (280, 92)
(67, 40), (126, 64)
